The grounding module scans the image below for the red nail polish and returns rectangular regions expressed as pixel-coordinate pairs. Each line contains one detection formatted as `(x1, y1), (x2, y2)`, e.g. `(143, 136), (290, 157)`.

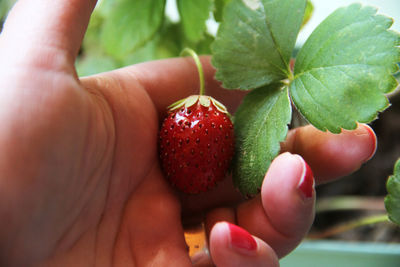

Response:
(363, 124), (377, 163)
(228, 223), (257, 253)
(298, 159), (314, 199)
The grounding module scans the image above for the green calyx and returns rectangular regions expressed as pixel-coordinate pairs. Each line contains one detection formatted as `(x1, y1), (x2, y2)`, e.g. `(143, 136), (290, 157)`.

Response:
(168, 95), (229, 114)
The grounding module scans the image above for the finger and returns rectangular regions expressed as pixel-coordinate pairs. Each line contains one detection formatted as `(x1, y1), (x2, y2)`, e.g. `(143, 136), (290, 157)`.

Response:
(83, 56), (246, 116)
(181, 176), (243, 225)
(209, 222), (279, 267)
(235, 152), (315, 258)
(113, 167), (192, 266)
(204, 207), (236, 242)
(281, 123), (377, 183)
(191, 251), (213, 267)
(1, 0), (97, 66)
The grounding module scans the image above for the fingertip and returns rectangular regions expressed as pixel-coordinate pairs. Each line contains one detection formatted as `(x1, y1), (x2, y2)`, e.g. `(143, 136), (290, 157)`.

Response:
(281, 123), (378, 183)
(294, 154), (315, 200)
(357, 123), (377, 163)
(321, 123), (377, 180)
(261, 152), (313, 202)
(209, 222), (279, 267)
(261, 153), (315, 237)
(234, 153), (316, 258)
(2, 0), (97, 62)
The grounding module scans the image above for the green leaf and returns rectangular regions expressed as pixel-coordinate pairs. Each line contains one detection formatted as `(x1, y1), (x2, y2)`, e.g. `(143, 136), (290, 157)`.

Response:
(0, 0), (15, 27)
(214, 0), (231, 22)
(192, 33), (215, 55)
(291, 3), (400, 133)
(81, 7), (106, 55)
(302, 0), (314, 28)
(101, 0), (166, 59)
(76, 53), (119, 77)
(121, 21), (215, 65)
(385, 158), (400, 226)
(212, 0), (307, 90)
(177, 0), (213, 43)
(233, 84), (292, 196)
(122, 21), (181, 65)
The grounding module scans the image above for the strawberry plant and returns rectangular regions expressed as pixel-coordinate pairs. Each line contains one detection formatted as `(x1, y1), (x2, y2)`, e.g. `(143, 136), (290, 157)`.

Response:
(211, 0), (400, 196)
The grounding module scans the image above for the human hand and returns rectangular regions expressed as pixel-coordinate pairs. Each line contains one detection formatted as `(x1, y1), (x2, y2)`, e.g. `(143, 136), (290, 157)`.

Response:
(0, 1), (376, 266)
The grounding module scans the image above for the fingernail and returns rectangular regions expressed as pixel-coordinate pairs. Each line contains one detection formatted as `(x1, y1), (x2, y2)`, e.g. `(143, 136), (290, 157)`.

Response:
(296, 155), (315, 199)
(361, 124), (377, 163)
(227, 223), (258, 255)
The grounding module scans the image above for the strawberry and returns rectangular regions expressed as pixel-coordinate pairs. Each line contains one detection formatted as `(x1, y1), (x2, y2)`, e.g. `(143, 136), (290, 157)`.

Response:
(159, 95), (234, 194)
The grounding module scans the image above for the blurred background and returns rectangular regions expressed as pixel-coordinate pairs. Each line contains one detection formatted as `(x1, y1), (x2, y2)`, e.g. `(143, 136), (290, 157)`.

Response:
(297, 1), (400, 243)
(1, 0), (400, 242)
(296, 0), (400, 46)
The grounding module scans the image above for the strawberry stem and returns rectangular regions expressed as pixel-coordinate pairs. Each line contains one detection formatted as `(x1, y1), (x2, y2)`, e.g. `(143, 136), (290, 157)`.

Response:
(180, 48), (205, 96)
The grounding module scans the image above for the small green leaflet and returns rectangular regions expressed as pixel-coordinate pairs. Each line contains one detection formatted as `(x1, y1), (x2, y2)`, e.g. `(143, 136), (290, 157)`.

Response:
(76, 54), (118, 77)
(0, 0), (14, 21)
(292, 3), (400, 133)
(212, 0), (307, 89)
(302, 0), (314, 28)
(214, 0), (231, 22)
(177, 0), (213, 43)
(385, 158), (400, 226)
(101, 0), (166, 59)
(233, 84), (292, 195)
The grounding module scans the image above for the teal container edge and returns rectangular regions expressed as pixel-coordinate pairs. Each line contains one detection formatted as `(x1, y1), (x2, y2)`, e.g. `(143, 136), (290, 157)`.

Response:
(280, 240), (400, 267)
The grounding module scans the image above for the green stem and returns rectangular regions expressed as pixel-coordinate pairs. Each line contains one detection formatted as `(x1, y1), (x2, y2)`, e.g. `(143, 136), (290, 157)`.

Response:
(308, 214), (390, 239)
(316, 196), (385, 213)
(180, 48), (205, 96)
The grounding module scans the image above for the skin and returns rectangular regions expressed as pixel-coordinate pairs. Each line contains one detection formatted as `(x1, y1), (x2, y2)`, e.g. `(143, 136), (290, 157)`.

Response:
(0, 0), (377, 266)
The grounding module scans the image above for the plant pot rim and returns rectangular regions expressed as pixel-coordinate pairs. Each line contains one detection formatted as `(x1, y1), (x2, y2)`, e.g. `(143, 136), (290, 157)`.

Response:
(281, 240), (400, 267)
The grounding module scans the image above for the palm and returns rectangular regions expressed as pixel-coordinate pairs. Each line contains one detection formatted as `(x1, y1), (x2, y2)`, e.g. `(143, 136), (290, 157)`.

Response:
(38, 67), (191, 266)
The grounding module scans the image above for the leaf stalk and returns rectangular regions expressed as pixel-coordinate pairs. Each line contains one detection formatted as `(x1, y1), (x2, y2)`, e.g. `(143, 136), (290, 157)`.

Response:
(180, 48), (205, 96)
(308, 214), (390, 239)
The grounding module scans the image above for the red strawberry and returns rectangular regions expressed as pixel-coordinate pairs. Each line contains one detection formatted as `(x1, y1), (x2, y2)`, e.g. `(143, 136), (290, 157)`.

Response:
(159, 95), (234, 194)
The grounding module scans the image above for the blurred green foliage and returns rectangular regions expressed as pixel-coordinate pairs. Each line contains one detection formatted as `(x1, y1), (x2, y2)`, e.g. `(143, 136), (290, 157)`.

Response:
(76, 0), (317, 77)
(76, 0), (224, 76)
(0, 0), (15, 31)
(0, 0), (228, 76)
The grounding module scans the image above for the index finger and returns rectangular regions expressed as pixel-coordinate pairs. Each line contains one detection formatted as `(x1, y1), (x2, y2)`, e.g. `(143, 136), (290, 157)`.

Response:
(281, 123), (377, 183)
(83, 56), (246, 116)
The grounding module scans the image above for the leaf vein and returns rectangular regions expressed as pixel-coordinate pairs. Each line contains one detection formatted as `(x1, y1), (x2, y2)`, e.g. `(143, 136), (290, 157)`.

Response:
(263, 13), (290, 74)
(294, 63), (385, 78)
(298, 72), (347, 129)
(251, 94), (280, 142)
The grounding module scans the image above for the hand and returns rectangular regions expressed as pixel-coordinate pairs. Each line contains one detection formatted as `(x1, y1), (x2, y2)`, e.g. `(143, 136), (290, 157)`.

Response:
(0, 1), (377, 266)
